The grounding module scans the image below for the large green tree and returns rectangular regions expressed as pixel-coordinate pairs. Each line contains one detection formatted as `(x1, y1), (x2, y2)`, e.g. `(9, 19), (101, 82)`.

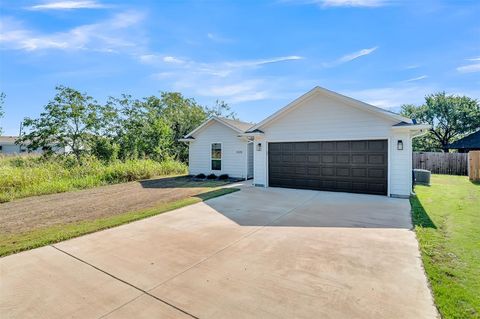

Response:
(401, 92), (480, 152)
(18, 86), (102, 161)
(106, 92), (235, 162)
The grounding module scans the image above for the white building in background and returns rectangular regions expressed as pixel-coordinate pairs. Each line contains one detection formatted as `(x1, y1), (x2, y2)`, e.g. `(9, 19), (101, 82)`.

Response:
(0, 136), (65, 155)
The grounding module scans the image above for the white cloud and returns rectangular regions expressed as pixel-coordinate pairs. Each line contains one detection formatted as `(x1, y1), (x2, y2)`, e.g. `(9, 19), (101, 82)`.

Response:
(344, 86), (434, 109)
(456, 63), (480, 73)
(139, 54), (303, 77)
(28, 0), (106, 10)
(323, 46), (377, 67)
(403, 75), (428, 82)
(0, 11), (145, 52)
(404, 64), (420, 69)
(207, 33), (233, 43)
(466, 57), (480, 61)
(140, 53), (303, 103)
(163, 56), (185, 64)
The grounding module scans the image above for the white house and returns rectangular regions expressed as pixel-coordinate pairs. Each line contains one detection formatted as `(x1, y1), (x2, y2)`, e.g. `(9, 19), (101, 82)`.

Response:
(181, 87), (429, 198)
(0, 136), (29, 154)
(0, 136), (65, 155)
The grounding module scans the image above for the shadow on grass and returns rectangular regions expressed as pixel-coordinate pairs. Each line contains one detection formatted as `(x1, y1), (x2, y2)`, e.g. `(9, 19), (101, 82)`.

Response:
(194, 188), (240, 201)
(469, 180), (480, 186)
(139, 176), (230, 189)
(410, 195), (437, 229)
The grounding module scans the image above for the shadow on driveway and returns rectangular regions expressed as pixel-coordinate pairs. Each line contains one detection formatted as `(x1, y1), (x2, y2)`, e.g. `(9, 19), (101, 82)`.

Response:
(202, 186), (413, 229)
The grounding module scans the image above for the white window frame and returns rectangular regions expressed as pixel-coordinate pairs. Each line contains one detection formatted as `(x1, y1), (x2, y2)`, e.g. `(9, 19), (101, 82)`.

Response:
(210, 142), (222, 171)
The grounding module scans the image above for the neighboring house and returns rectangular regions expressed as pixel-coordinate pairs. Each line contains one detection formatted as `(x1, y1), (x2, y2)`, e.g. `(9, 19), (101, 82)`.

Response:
(181, 86), (429, 198)
(448, 130), (480, 153)
(0, 136), (28, 154)
(0, 136), (65, 155)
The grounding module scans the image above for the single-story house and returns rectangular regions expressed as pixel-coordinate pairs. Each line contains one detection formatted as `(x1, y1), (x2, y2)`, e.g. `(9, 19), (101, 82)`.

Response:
(0, 136), (28, 154)
(181, 86), (429, 198)
(448, 130), (480, 153)
(0, 136), (65, 155)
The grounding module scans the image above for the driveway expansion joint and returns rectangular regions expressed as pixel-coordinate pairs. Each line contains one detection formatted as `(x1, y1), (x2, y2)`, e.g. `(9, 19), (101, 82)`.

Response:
(50, 245), (200, 319)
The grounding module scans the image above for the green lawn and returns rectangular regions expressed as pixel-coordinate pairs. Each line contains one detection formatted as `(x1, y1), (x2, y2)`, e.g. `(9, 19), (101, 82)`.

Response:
(0, 187), (239, 257)
(411, 175), (480, 319)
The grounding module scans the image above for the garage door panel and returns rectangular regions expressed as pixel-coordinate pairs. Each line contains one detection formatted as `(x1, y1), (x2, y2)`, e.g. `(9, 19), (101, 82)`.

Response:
(322, 154), (335, 163)
(268, 140), (387, 195)
(368, 154), (386, 165)
(336, 154), (350, 164)
(336, 141), (350, 152)
(351, 140), (368, 151)
(369, 140), (387, 151)
(336, 167), (350, 177)
(321, 167), (335, 176)
(322, 142), (335, 151)
(352, 154), (367, 164)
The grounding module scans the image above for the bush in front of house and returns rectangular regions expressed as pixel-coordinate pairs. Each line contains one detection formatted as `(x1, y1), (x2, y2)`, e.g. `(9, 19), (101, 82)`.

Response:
(195, 173), (206, 179)
(218, 174), (229, 180)
(207, 173), (217, 180)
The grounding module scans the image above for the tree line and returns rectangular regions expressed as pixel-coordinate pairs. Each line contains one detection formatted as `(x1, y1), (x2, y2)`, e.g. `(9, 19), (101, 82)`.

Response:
(14, 86), (235, 163)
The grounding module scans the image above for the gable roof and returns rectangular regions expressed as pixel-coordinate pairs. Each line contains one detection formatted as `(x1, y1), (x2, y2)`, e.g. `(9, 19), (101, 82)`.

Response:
(448, 130), (480, 149)
(247, 86), (412, 132)
(183, 116), (255, 138)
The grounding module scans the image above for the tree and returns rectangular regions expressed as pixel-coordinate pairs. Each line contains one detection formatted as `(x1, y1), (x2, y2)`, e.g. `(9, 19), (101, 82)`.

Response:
(18, 86), (102, 162)
(0, 92), (5, 135)
(401, 92), (480, 152)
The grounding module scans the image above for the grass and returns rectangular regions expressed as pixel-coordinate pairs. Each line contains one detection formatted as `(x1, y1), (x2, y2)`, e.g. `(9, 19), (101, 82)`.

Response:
(0, 155), (187, 202)
(411, 175), (480, 319)
(0, 187), (239, 257)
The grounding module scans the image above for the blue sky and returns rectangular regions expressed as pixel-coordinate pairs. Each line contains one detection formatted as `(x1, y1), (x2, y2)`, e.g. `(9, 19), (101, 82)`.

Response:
(1, 0), (479, 135)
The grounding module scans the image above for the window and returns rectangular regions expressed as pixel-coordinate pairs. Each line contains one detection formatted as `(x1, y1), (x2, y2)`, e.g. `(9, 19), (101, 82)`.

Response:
(211, 143), (222, 170)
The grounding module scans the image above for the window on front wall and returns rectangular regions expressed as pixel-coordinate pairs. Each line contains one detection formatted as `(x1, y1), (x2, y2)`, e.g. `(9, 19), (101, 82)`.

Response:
(211, 143), (221, 170)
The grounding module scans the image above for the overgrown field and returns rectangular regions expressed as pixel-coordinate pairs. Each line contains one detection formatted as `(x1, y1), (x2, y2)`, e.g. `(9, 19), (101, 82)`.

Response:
(0, 155), (187, 202)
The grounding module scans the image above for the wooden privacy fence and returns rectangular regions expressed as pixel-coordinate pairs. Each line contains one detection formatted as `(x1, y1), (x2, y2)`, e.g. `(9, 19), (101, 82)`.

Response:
(469, 151), (480, 181)
(413, 152), (468, 175)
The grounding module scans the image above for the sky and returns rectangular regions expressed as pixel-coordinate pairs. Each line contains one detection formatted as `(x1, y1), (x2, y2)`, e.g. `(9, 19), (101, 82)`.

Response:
(0, 0), (479, 135)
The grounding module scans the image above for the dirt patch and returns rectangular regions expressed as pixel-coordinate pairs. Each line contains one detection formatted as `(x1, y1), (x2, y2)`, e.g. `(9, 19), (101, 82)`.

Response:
(0, 176), (230, 235)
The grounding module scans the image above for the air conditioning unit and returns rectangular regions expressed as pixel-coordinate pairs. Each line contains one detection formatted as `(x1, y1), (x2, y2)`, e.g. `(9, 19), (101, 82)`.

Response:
(413, 169), (431, 186)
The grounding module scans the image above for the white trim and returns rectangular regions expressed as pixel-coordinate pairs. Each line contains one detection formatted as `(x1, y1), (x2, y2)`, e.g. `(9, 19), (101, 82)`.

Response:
(185, 116), (244, 138)
(245, 142), (248, 180)
(210, 142), (222, 171)
(248, 86), (412, 132)
(265, 136), (389, 143)
(387, 138), (391, 197)
(265, 141), (269, 187)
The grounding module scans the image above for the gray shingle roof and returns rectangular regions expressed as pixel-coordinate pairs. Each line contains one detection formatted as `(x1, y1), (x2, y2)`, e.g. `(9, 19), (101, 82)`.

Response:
(448, 130), (480, 149)
(218, 117), (255, 132)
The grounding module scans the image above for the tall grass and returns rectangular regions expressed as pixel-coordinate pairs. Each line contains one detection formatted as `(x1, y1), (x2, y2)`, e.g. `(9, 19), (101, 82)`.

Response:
(0, 155), (187, 202)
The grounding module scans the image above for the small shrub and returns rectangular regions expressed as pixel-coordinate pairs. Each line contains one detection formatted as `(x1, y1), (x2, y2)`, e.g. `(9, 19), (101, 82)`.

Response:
(218, 174), (229, 180)
(195, 173), (206, 179)
(207, 173), (217, 180)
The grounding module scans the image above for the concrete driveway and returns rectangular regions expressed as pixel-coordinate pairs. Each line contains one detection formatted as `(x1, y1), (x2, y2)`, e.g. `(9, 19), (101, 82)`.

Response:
(0, 185), (437, 319)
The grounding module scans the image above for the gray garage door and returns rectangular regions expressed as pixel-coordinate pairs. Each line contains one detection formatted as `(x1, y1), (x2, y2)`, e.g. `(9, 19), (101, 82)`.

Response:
(268, 140), (388, 195)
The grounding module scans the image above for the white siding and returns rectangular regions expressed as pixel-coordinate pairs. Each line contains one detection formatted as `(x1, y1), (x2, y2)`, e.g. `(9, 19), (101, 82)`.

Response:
(188, 120), (247, 178)
(390, 131), (413, 197)
(252, 93), (413, 196)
